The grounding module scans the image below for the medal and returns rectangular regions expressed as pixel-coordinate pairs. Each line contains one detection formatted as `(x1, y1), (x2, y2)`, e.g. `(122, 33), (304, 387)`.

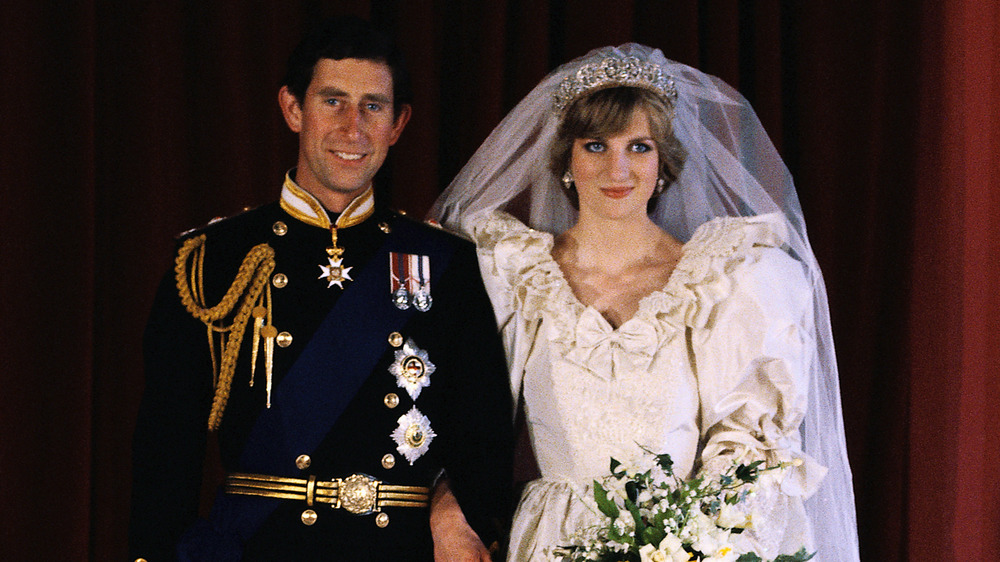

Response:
(389, 252), (433, 312)
(412, 255), (432, 311)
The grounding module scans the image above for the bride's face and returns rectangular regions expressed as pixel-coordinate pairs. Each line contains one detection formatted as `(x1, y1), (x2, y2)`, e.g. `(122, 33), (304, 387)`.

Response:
(569, 110), (660, 222)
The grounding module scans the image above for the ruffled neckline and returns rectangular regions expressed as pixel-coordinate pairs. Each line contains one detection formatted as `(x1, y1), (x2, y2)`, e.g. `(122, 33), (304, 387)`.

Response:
(477, 211), (788, 336)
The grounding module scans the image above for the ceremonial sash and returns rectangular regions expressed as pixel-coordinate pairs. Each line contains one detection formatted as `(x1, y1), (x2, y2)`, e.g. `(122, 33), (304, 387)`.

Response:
(178, 218), (454, 560)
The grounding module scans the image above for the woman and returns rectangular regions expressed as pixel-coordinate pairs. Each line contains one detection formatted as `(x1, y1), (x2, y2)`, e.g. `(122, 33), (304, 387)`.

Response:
(431, 45), (859, 561)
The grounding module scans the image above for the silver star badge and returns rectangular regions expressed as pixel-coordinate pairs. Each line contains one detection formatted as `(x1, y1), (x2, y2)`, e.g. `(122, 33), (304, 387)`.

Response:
(318, 257), (353, 289)
(388, 339), (436, 400)
(391, 406), (436, 465)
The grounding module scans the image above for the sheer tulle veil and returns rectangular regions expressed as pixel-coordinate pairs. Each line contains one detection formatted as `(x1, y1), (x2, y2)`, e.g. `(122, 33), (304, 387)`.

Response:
(429, 44), (860, 562)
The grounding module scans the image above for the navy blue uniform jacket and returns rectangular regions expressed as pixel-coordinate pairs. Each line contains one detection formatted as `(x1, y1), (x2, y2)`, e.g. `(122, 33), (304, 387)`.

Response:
(129, 196), (513, 561)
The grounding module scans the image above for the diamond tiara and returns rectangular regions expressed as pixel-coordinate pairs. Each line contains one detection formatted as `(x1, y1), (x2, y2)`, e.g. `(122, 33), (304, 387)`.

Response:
(553, 54), (677, 114)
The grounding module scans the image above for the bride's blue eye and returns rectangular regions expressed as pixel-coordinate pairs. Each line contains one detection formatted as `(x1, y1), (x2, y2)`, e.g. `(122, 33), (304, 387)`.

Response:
(582, 141), (605, 153)
(631, 142), (654, 153)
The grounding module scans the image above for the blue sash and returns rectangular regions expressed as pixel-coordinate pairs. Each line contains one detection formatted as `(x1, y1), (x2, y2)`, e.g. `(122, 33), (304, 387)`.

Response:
(178, 218), (454, 560)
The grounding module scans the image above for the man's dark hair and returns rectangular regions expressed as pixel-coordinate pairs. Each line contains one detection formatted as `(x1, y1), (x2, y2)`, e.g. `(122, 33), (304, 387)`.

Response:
(282, 16), (412, 115)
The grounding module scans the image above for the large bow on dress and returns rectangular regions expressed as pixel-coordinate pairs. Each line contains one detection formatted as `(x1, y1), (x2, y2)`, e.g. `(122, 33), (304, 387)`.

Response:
(562, 307), (659, 380)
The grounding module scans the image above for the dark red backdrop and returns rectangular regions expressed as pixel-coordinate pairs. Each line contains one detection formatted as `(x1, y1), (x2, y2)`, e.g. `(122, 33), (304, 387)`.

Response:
(2, 1), (998, 560)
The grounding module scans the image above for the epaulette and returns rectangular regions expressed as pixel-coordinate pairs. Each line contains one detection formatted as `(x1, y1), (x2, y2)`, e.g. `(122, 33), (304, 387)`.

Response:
(392, 209), (475, 244)
(174, 204), (263, 241)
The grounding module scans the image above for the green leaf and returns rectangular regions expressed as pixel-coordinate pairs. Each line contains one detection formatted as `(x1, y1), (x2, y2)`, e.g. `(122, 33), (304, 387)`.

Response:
(656, 452), (674, 473)
(736, 553), (764, 562)
(735, 460), (766, 482)
(610, 457), (622, 475)
(641, 524), (666, 546)
(593, 481), (620, 519)
(773, 547), (816, 561)
(628, 501), (645, 541)
(625, 480), (640, 503)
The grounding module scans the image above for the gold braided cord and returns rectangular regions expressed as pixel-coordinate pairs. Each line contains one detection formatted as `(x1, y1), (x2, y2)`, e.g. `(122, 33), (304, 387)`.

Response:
(173, 234), (276, 430)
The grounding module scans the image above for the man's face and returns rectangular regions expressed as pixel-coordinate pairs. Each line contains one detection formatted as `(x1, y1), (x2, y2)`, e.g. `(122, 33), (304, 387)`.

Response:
(279, 58), (410, 211)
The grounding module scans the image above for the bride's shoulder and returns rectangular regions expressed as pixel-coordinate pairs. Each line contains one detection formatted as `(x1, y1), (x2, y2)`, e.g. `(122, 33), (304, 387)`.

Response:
(681, 213), (793, 264)
(471, 210), (553, 254)
(676, 214), (811, 322)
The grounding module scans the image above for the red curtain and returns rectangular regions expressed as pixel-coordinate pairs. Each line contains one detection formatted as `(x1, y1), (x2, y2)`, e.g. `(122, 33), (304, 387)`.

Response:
(2, 1), (998, 559)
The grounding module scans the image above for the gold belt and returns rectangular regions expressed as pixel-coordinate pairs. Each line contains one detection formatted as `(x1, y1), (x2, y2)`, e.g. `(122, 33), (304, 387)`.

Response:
(225, 472), (430, 515)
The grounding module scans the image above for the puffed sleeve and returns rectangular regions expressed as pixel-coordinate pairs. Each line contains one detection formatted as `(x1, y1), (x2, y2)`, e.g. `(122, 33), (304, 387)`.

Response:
(689, 218), (826, 557)
(470, 211), (547, 411)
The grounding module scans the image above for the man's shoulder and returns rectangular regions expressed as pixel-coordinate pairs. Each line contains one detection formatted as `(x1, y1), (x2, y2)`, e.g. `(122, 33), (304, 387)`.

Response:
(388, 210), (475, 252)
(176, 202), (282, 246)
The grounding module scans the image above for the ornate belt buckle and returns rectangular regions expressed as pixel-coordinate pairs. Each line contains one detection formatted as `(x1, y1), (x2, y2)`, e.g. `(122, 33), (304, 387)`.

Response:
(338, 473), (379, 515)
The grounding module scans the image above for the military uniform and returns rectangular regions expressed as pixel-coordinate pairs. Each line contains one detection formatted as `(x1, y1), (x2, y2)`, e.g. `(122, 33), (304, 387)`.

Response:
(130, 175), (513, 561)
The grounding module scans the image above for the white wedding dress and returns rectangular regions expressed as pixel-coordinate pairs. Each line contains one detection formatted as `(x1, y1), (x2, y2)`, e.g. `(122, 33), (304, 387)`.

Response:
(472, 211), (826, 561)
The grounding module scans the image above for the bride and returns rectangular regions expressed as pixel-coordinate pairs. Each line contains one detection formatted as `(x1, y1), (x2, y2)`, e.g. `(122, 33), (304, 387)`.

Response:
(431, 44), (859, 562)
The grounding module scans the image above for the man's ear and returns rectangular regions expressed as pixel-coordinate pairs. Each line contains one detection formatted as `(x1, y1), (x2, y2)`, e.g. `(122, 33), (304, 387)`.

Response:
(278, 86), (303, 133)
(388, 103), (412, 145)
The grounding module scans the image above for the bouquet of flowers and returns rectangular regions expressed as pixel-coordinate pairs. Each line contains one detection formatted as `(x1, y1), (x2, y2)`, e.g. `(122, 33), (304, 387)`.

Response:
(552, 451), (813, 562)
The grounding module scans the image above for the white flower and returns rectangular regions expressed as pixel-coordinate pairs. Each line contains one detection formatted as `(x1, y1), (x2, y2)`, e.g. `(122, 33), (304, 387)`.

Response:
(639, 543), (668, 562)
(716, 502), (751, 529)
(702, 545), (739, 562)
(639, 535), (691, 562)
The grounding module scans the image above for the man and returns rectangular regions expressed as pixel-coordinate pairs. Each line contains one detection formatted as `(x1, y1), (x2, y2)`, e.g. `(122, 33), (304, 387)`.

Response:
(130, 16), (512, 561)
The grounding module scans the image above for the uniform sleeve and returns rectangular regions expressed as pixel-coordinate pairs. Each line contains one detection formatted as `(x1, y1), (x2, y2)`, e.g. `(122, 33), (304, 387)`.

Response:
(129, 270), (214, 561)
(691, 246), (825, 557)
(431, 242), (514, 550)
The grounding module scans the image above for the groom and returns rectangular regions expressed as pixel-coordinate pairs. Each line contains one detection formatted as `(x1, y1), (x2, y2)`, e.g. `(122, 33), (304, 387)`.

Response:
(129, 16), (512, 561)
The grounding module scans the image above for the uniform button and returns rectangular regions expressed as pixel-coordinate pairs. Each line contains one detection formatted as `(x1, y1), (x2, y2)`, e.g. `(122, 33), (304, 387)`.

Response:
(379, 222), (391, 233)
(381, 454), (396, 469)
(388, 332), (403, 347)
(135, 559), (148, 562)
(273, 221), (288, 236)
(375, 512), (389, 528)
(384, 393), (399, 409)
(272, 273), (288, 288)
(295, 454), (311, 470)
(301, 509), (318, 526)
(276, 331), (293, 347)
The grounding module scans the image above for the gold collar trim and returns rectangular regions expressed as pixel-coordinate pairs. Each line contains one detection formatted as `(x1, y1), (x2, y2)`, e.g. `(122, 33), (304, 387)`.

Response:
(279, 173), (375, 230)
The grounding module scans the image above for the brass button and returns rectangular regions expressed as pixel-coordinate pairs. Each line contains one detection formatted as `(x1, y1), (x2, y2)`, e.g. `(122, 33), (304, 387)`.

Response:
(379, 222), (391, 233)
(384, 393), (399, 409)
(273, 221), (288, 236)
(272, 273), (288, 288)
(375, 512), (389, 528)
(381, 454), (396, 469)
(397, 209), (407, 216)
(276, 331), (293, 347)
(301, 509), (318, 526)
(295, 454), (311, 470)
(135, 559), (149, 562)
(388, 332), (403, 347)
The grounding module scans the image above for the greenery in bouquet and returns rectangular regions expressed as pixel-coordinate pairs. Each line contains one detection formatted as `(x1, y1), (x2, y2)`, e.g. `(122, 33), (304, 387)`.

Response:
(552, 451), (814, 562)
